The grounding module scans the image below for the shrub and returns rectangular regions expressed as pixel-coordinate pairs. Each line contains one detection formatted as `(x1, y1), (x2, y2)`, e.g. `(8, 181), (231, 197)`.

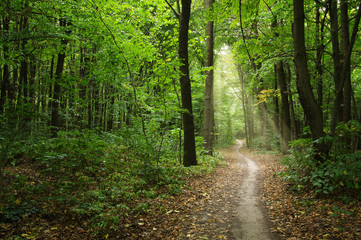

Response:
(280, 122), (361, 199)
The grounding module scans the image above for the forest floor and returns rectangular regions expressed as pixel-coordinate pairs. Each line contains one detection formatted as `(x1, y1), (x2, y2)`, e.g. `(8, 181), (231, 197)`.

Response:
(171, 141), (280, 240)
(168, 142), (361, 240)
(2, 142), (361, 239)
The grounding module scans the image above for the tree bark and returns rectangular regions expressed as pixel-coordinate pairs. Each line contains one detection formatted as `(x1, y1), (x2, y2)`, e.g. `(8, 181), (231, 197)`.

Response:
(340, 0), (350, 124)
(276, 61), (291, 154)
(329, 0), (343, 123)
(179, 0), (197, 166)
(293, 0), (328, 159)
(340, 0), (352, 149)
(330, 1), (361, 135)
(51, 18), (69, 137)
(273, 64), (280, 134)
(237, 64), (250, 147)
(0, 15), (10, 113)
(29, 54), (36, 105)
(315, 2), (324, 108)
(203, 0), (215, 155)
(286, 63), (298, 140)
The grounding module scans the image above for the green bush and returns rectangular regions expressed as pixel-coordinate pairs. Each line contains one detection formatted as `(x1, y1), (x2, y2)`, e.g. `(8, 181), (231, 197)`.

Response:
(1, 128), (225, 235)
(252, 128), (280, 152)
(280, 122), (361, 199)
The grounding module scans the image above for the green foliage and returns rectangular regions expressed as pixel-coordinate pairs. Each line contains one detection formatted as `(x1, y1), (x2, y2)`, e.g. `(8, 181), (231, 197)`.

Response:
(0, 105), (41, 177)
(1, 200), (41, 222)
(280, 121), (361, 200)
(1, 130), (224, 236)
(252, 129), (280, 152)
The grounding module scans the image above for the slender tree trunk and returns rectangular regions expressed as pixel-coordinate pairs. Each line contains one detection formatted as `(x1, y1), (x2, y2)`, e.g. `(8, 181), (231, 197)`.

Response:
(315, 3), (324, 108)
(339, 0), (352, 149)
(273, 64), (280, 134)
(237, 65), (249, 147)
(51, 18), (69, 137)
(19, 7), (29, 105)
(286, 63), (297, 140)
(340, 0), (350, 123)
(329, 0), (343, 123)
(107, 95), (115, 131)
(0, 15), (10, 113)
(179, 0), (197, 166)
(276, 61), (291, 154)
(293, 0), (328, 160)
(79, 47), (89, 128)
(29, 54), (36, 105)
(11, 64), (18, 108)
(87, 79), (93, 129)
(239, 0), (267, 140)
(47, 56), (55, 121)
(20, 58), (28, 103)
(330, 2), (361, 135)
(204, 0), (215, 155)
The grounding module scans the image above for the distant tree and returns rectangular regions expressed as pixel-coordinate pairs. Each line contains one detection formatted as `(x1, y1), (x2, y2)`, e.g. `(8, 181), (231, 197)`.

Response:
(50, 17), (71, 137)
(276, 61), (291, 154)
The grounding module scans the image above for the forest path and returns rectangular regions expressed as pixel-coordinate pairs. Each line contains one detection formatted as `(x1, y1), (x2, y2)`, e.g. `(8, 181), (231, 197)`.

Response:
(230, 140), (277, 240)
(179, 141), (280, 240)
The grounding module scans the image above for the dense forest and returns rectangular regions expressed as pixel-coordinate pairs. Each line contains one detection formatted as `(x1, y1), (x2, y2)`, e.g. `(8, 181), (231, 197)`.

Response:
(1, 0), (361, 238)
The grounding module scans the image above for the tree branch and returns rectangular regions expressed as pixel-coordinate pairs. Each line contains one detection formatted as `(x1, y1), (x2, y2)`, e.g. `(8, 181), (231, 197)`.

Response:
(164, 0), (180, 19)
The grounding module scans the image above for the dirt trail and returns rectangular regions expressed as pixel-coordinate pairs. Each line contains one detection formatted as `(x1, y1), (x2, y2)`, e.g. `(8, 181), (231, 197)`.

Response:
(178, 141), (279, 239)
(230, 140), (277, 240)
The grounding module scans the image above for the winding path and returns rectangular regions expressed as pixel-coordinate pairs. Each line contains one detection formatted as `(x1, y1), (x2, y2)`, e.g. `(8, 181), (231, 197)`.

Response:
(231, 140), (275, 240)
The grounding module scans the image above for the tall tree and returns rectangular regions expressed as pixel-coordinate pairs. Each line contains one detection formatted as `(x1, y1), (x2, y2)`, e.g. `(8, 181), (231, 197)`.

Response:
(179, 0), (197, 166)
(329, 0), (361, 136)
(340, 0), (351, 124)
(293, 0), (328, 159)
(203, 0), (215, 155)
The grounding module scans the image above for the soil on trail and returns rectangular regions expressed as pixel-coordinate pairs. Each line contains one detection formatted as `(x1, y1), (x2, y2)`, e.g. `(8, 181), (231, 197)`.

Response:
(179, 141), (279, 240)
(230, 140), (279, 240)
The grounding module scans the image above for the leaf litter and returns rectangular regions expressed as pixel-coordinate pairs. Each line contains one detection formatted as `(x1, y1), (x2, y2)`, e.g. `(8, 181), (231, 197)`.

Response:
(2, 144), (361, 239)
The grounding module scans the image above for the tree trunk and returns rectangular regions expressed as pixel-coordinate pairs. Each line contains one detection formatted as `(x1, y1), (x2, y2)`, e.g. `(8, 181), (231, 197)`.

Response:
(340, 0), (350, 123)
(19, 5), (29, 105)
(286, 63), (298, 140)
(107, 94), (115, 132)
(51, 18), (69, 137)
(203, 0), (215, 155)
(315, 2), (324, 108)
(293, 0), (328, 159)
(329, 0), (343, 124)
(87, 78), (93, 129)
(330, 2), (361, 135)
(273, 64), (280, 134)
(46, 56), (55, 120)
(29, 54), (36, 105)
(79, 47), (89, 128)
(179, 0), (197, 166)
(237, 64), (250, 147)
(239, 0), (267, 140)
(276, 61), (291, 154)
(340, 0), (351, 149)
(0, 15), (10, 113)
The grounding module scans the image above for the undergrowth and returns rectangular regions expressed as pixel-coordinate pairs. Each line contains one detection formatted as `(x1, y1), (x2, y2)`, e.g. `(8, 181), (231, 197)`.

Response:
(279, 121), (361, 200)
(0, 130), (224, 238)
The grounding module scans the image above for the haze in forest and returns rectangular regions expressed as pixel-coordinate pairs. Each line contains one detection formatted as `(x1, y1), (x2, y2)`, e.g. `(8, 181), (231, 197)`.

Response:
(1, 0), (361, 238)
